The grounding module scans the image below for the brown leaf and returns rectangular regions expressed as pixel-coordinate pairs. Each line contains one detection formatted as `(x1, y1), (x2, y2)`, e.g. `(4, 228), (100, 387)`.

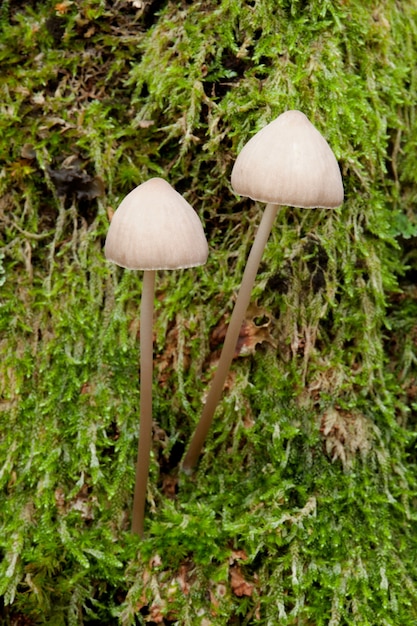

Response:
(210, 303), (276, 359)
(230, 565), (254, 597)
(176, 563), (192, 595)
(80, 381), (93, 395)
(230, 549), (248, 562)
(149, 603), (165, 623)
(55, 0), (73, 14)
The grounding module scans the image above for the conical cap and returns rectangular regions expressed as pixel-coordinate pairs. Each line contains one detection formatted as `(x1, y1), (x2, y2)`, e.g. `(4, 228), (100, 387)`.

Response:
(105, 178), (208, 270)
(231, 110), (343, 209)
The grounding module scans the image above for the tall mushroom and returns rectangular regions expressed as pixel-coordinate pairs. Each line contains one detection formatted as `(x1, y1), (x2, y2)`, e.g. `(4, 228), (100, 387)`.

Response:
(105, 177), (208, 535)
(182, 110), (343, 472)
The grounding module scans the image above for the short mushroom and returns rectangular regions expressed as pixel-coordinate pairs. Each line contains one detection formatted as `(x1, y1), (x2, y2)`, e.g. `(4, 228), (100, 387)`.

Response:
(182, 110), (343, 472)
(105, 177), (208, 535)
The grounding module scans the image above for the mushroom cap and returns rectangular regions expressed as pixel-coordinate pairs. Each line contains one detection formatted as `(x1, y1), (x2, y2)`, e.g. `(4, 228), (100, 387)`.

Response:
(104, 177), (208, 270)
(231, 110), (344, 209)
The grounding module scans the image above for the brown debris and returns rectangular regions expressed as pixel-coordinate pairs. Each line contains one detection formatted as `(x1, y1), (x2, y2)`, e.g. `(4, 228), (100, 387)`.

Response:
(229, 549), (255, 598)
(320, 406), (373, 468)
(54, 482), (97, 520)
(47, 162), (104, 203)
(229, 565), (255, 598)
(210, 303), (276, 360)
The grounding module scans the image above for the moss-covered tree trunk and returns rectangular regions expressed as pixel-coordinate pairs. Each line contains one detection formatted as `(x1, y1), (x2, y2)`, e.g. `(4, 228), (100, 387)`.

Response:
(1, 0), (417, 624)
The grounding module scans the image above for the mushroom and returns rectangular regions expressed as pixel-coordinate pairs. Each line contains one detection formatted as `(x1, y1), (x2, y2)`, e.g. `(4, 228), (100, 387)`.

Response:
(105, 177), (208, 535)
(182, 110), (343, 472)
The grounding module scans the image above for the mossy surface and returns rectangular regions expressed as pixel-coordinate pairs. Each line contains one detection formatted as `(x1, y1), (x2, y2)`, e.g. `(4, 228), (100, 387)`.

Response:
(1, 0), (417, 624)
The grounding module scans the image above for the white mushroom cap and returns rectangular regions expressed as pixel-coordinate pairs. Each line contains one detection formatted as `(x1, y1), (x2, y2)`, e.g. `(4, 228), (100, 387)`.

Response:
(104, 177), (208, 270)
(231, 110), (344, 209)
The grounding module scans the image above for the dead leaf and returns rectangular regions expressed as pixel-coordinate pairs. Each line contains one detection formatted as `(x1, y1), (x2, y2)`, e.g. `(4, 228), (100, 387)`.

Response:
(176, 563), (192, 595)
(21, 144), (36, 160)
(84, 26), (96, 38)
(210, 303), (276, 359)
(55, 0), (73, 14)
(47, 164), (105, 202)
(230, 549), (248, 562)
(80, 381), (93, 395)
(149, 602), (165, 623)
(230, 565), (254, 597)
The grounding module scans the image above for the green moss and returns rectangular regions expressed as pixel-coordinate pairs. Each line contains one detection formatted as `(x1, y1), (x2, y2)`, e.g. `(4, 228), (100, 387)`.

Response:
(1, 0), (417, 623)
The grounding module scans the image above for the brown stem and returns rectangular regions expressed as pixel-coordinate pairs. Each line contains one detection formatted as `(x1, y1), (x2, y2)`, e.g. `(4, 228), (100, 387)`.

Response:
(131, 269), (156, 535)
(182, 203), (279, 472)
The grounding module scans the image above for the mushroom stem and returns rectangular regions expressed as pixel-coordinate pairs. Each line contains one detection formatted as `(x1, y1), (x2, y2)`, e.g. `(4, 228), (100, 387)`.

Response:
(182, 202), (279, 472)
(131, 269), (156, 536)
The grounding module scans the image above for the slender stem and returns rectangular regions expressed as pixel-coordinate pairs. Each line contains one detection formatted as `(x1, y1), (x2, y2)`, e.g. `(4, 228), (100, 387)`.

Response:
(182, 203), (279, 472)
(131, 269), (156, 536)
